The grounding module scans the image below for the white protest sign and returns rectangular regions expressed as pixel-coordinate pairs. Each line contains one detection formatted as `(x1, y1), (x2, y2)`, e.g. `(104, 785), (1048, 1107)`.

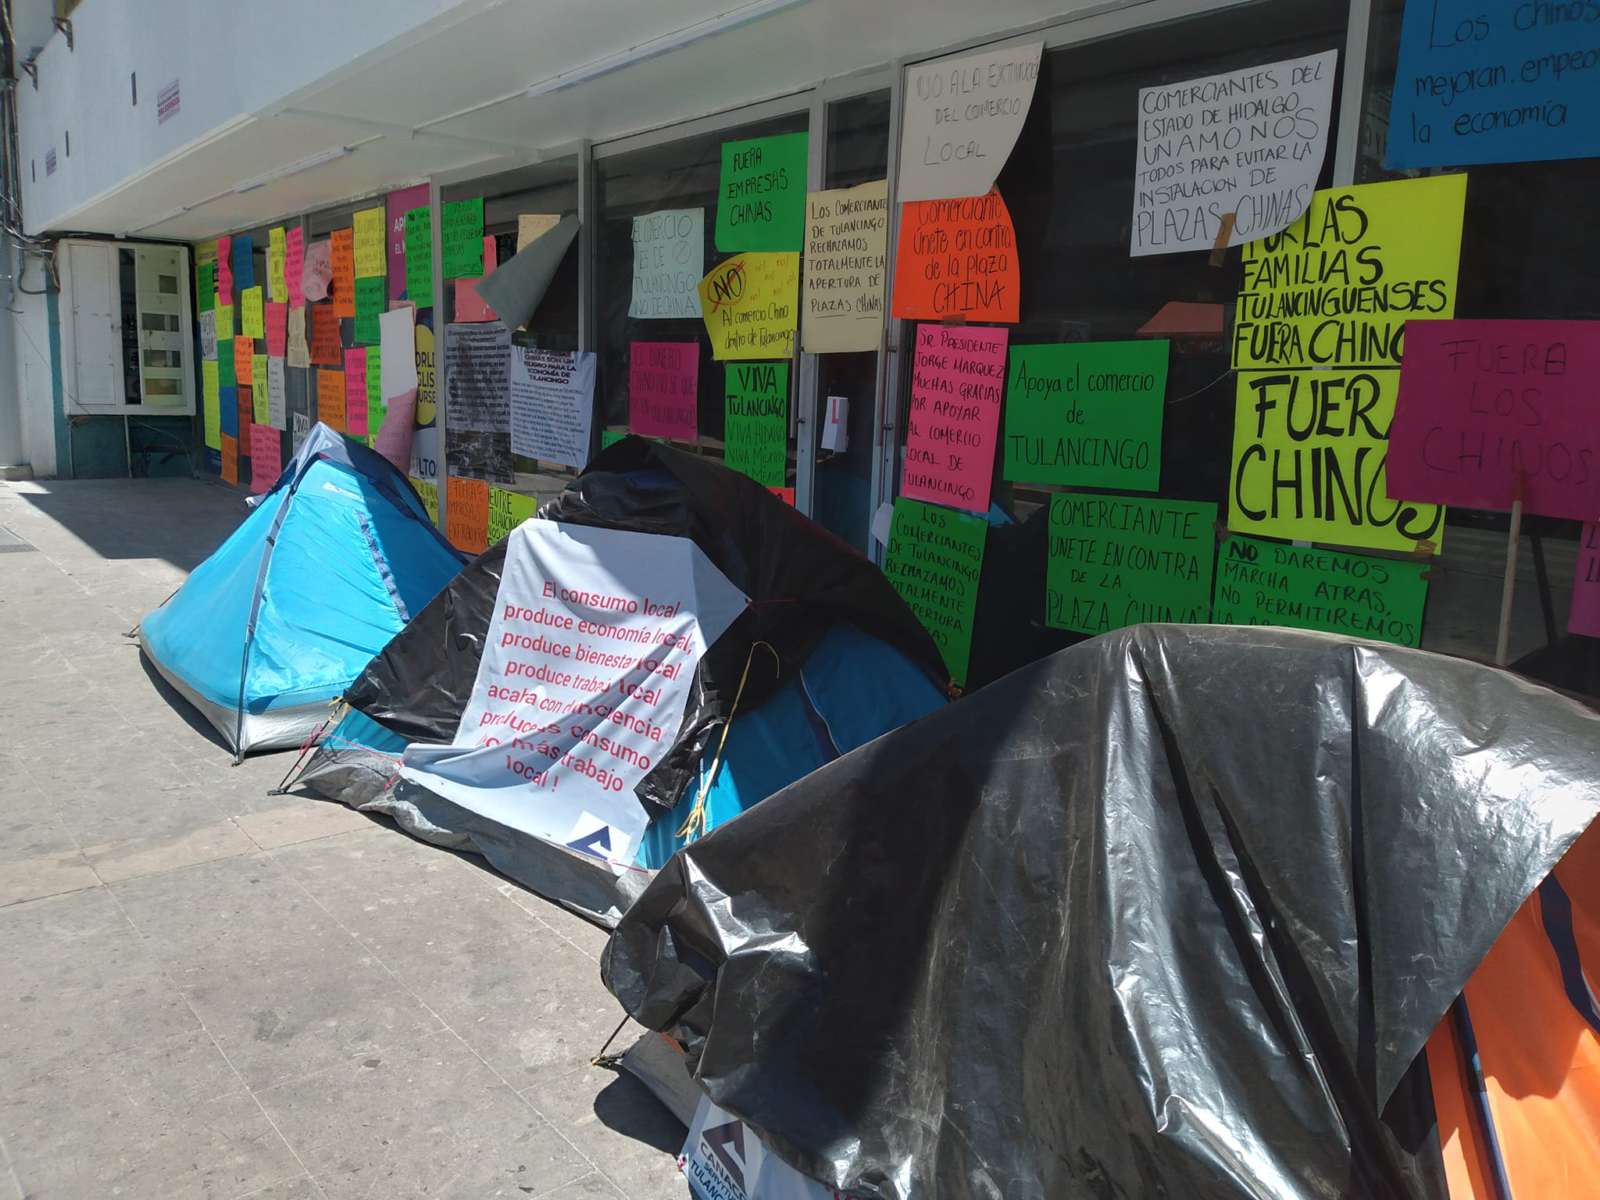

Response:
(400, 521), (748, 866)
(378, 307), (418, 399)
(1130, 49), (1337, 257)
(199, 310), (218, 362)
(898, 42), (1042, 203)
(821, 395), (848, 452)
(510, 348), (596, 470)
(444, 322), (512, 435)
(291, 410), (309, 453)
(266, 357), (286, 430)
(681, 1096), (842, 1200)
(629, 209), (705, 319)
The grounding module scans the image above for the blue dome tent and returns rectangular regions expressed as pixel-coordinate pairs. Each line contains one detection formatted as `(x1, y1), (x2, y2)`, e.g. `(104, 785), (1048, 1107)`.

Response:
(137, 424), (466, 759)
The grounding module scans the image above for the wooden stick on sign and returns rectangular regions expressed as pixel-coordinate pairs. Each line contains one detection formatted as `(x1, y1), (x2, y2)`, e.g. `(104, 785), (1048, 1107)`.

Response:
(1494, 475), (1526, 668)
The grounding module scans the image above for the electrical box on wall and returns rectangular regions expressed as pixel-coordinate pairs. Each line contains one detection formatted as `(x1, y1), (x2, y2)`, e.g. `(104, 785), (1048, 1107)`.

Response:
(56, 238), (195, 418)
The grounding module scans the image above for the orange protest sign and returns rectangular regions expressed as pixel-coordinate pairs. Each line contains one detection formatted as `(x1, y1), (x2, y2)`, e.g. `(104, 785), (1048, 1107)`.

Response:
(891, 187), (1019, 324)
(233, 337), (253, 385)
(317, 369), (345, 431)
(331, 228), (355, 318)
(446, 475), (489, 553)
(220, 434), (238, 485)
(310, 303), (342, 366)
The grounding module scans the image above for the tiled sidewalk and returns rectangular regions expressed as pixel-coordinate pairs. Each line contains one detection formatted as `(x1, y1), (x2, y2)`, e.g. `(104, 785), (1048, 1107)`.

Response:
(0, 478), (684, 1200)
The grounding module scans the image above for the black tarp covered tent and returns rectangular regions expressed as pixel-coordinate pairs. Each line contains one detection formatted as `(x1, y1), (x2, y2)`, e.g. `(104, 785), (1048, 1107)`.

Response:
(603, 624), (1600, 1199)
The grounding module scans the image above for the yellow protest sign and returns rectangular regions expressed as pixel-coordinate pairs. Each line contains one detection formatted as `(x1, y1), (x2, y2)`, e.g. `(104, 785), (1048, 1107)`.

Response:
(802, 180), (888, 354)
(217, 303), (234, 339)
(202, 359), (221, 450)
(267, 227), (287, 303)
(353, 207), (386, 278)
(240, 286), (265, 340)
(696, 252), (799, 361)
(1231, 174), (1466, 371)
(1229, 370), (1444, 554)
(516, 214), (561, 253)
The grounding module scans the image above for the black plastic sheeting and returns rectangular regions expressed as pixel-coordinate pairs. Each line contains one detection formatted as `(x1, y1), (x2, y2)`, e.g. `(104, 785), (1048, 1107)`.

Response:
(603, 625), (1600, 1200)
(343, 437), (947, 818)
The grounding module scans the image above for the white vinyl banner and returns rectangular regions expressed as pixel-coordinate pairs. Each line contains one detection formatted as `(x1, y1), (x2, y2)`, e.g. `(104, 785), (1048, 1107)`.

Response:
(400, 520), (748, 866)
(681, 1097), (842, 1200)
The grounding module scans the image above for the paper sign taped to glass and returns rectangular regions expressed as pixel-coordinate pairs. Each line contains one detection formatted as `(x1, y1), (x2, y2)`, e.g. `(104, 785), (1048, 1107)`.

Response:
(399, 521), (749, 868)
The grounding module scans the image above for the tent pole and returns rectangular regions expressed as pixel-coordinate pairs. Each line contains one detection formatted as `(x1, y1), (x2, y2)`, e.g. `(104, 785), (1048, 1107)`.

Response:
(1494, 482), (1525, 668)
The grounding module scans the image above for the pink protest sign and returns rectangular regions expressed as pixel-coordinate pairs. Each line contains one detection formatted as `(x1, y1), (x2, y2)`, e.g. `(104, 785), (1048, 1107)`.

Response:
(388, 184), (431, 302)
(900, 323), (1009, 514)
(264, 302), (288, 357)
(344, 348), (368, 435)
(285, 228), (305, 307)
(216, 235), (233, 302)
(1389, 320), (1600, 521)
(1572, 523), (1600, 637)
(453, 236), (500, 322)
(249, 425), (281, 494)
(629, 342), (699, 440)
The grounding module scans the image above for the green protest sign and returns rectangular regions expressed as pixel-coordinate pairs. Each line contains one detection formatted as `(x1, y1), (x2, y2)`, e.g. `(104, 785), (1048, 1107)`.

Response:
(217, 339), (236, 389)
(1211, 534), (1429, 646)
(1004, 340), (1168, 491)
(354, 277), (385, 345)
(715, 132), (808, 253)
(723, 362), (788, 487)
(487, 486), (538, 544)
(883, 497), (986, 687)
(1045, 493), (1216, 634)
(197, 263), (215, 312)
(404, 207), (432, 301)
(366, 345), (384, 435)
(441, 197), (484, 279)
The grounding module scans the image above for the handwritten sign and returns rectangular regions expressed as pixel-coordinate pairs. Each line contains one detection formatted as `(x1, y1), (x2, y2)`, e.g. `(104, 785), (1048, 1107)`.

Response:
(330, 229), (355, 317)
(250, 354), (268, 424)
(1572, 523), (1600, 637)
(240, 286), (264, 340)
(724, 362), (788, 487)
(1388, 319), (1600, 520)
(697, 252), (799, 360)
(220, 383), (237, 436)
(353, 207), (386, 278)
(285, 227), (304, 307)
(1232, 369), (1444, 552)
(445, 475), (489, 553)
(444, 322), (511, 434)
(442, 198), (484, 278)
(302, 239), (331, 303)
(249, 425), (281, 494)
(354, 277), (385, 345)
(199, 311), (217, 362)
(892, 188), (1019, 323)
(286, 306), (309, 368)
(901, 324), (1008, 514)
(1132, 50), (1336, 256)
(802, 181), (888, 353)
(233, 337), (254, 386)
(1214, 534), (1429, 645)
(487, 487), (537, 544)
(267, 227), (287, 303)
(221, 434), (238, 486)
(202, 360), (220, 449)
(517, 213), (561, 253)
(629, 342), (698, 440)
(883, 497), (985, 687)
(217, 235), (233, 300)
(1045, 494), (1218, 634)
(454, 236), (500, 323)
(405, 207), (433, 301)
(1232, 174), (1466, 370)
(317, 370), (345, 431)
(898, 42), (1042, 203)
(266, 356), (285, 429)
(218, 339), (235, 389)
(345, 349), (369, 435)
(388, 183), (430, 301)
(216, 303), (234, 340)
(231, 236), (254, 291)
(411, 476), (438, 524)
(629, 208), (704, 319)
(509, 348), (596, 470)
(1387, 0), (1600, 168)
(197, 263), (214, 312)
(715, 131), (808, 253)
(310, 303), (342, 366)
(366, 345), (384, 434)
(1004, 340), (1168, 491)
(264, 302), (287, 357)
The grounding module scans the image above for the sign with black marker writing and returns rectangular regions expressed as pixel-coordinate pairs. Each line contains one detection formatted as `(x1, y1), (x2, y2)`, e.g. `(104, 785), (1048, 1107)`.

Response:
(898, 42), (1042, 203)
(629, 209), (704, 320)
(802, 181), (887, 354)
(883, 497), (986, 687)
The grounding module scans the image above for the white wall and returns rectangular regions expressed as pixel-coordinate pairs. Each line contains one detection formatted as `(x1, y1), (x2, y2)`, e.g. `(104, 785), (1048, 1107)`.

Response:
(8, 255), (57, 475)
(15, 0), (473, 234)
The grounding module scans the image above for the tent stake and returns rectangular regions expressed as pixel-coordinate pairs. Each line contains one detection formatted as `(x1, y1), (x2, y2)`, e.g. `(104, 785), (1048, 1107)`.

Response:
(1494, 479), (1525, 668)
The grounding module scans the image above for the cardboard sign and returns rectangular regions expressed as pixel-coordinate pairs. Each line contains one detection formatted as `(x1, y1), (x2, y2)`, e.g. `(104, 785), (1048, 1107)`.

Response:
(302, 239), (332, 304)
(240, 286), (264, 340)
(285, 227), (304, 307)
(441, 475), (488, 552)
(317, 369), (345, 431)
(1131, 50), (1337, 256)
(715, 131), (808, 253)
(802, 180), (888, 354)
(353, 206), (386, 278)
(509, 348), (596, 471)
(629, 342), (699, 440)
(892, 188), (1019, 323)
(399, 521), (748, 865)
(267, 227), (287, 303)
(330, 229), (355, 318)
(220, 433), (237, 486)
(724, 362), (788, 488)
(405, 206), (433, 301)
(1232, 174), (1466, 370)
(444, 322), (512, 434)
(898, 42), (1042, 203)
(286, 306), (310, 368)
(264, 302), (287, 357)
(202, 360), (221, 450)
(629, 208), (705, 319)
(1388, 319), (1600, 520)
(901, 324), (1008, 514)
(487, 486), (538, 544)
(266, 357), (286, 430)
(454, 236), (501, 323)
(388, 183), (430, 301)
(516, 213), (562, 254)
(883, 497), (985, 687)
(344, 349), (369, 435)
(1232, 369), (1445, 552)
(1213, 534), (1429, 646)
(1004, 340), (1168, 491)
(1572, 523), (1600, 638)
(442, 198), (485, 278)
(1045, 494), (1218, 634)
(354, 276), (385, 345)
(1387, 0), (1600, 168)
(310, 303), (342, 366)
(249, 425), (281, 494)
(697, 252), (799, 360)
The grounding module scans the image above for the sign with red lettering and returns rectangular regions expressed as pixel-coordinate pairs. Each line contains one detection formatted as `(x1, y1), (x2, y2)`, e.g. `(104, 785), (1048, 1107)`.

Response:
(1388, 320), (1600, 520)
(399, 521), (748, 867)
(629, 342), (699, 440)
(901, 323), (1008, 514)
(891, 189), (1019, 323)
